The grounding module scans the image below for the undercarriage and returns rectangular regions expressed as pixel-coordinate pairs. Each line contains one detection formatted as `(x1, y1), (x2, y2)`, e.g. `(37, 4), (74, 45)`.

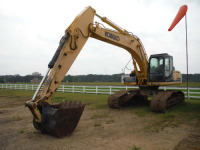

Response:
(108, 88), (185, 113)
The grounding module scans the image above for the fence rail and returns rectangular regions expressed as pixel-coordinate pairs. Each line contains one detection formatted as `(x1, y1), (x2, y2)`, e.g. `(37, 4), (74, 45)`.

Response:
(0, 84), (200, 99)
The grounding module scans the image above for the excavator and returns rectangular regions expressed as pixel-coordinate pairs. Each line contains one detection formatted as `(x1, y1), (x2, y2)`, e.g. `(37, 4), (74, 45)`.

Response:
(25, 6), (184, 137)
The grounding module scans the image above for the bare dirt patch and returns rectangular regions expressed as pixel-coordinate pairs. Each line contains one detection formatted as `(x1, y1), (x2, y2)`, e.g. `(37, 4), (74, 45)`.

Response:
(174, 123), (200, 150)
(0, 95), (199, 150)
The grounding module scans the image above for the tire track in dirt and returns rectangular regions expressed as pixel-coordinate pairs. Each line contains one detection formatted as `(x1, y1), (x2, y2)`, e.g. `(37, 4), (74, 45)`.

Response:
(174, 124), (200, 150)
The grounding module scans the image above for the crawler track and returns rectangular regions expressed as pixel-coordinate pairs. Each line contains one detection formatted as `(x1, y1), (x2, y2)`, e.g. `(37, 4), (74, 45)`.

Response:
(151, 90), (184, 113)
(108, 89), (184, 113)
(108, 89), (148, 108)
(108, 90), (132, 108)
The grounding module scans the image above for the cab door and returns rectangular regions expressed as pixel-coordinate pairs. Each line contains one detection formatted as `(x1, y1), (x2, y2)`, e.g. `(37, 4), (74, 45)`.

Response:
(149, 57), (164, 82)
(164, 56), (173, 82)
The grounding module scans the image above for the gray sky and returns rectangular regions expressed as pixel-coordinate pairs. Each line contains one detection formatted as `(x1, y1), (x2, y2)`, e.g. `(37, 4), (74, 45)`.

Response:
(0, 0), (199, 76)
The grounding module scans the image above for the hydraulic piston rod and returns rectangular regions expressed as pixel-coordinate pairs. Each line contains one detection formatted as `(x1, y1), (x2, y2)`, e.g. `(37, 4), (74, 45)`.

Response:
(31, 68), (50, 102)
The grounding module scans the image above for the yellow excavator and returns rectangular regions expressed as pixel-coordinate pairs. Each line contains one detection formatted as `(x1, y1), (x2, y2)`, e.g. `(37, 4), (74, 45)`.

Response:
(25, 6), (184, 137)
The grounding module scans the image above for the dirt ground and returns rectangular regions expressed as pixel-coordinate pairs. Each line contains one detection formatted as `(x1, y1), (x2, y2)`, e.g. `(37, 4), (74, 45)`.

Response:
(0, 97), (200, 150)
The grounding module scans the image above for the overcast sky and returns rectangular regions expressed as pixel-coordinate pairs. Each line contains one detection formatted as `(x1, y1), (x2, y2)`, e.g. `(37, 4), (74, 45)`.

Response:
(0, 0), (199, 76)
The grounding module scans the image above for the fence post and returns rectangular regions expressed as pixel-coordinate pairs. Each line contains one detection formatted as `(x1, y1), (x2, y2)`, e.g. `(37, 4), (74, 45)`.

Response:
(188, 87), (190, 99)
(62, 85), (65, 92)
(2, 84), (200, 99)
(164, 86), (166, 91)
(96, 86), (98, 94)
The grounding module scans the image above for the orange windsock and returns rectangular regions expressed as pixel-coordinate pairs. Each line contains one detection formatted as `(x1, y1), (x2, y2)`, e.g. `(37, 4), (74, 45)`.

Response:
(168, 5), (188, 31)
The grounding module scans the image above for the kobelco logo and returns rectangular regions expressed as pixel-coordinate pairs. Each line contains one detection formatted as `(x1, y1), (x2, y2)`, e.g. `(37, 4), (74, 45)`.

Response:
(105, 31), (120, 41)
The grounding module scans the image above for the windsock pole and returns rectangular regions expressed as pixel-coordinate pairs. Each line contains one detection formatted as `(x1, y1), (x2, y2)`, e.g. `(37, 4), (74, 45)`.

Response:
(185, 14), (189, 99)
(168, 5), (189, 99)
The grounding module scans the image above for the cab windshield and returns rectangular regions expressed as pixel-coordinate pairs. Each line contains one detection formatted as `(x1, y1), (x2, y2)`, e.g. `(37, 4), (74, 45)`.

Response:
(150, 57), (163, 74)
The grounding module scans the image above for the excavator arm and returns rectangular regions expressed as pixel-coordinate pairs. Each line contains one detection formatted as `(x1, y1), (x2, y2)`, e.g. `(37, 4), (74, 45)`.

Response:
(25, 6), (96, 137)
(39, 7), (96, 104)
(25, 6), (184, 137)
(89, 20), (148, 84)
(40, 6), (151, 105)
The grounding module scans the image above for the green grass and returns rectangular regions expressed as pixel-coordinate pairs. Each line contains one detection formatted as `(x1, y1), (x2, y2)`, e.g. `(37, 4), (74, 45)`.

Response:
(94, 122), (102, 127)
(53, 93), (200, 132)
(178, 82), (200, 87)
(0, 89), (200, 133)
(0, 89), (34, 97)
(144, 113), (179, 133)
(19, 129), (24, 133)
(134, 106), (151, 117)
(52, 92), (108, 110)
(131, 146), (141, 150)
(143, 100), (200, 132)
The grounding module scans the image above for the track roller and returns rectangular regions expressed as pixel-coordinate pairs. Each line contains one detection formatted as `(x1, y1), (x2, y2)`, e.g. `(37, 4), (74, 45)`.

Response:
(151, 90), (185, 113)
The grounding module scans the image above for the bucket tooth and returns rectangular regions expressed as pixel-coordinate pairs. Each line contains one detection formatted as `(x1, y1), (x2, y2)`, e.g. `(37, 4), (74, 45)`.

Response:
(34, 101), (85, 137)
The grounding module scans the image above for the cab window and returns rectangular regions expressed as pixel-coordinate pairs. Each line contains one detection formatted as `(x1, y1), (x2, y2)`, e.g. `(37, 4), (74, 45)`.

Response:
(150, 57), (163, 73)
(165, 58), (170, 77)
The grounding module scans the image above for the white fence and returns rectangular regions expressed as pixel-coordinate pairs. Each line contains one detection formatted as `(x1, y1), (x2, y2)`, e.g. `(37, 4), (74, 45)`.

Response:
(0, 84), (200, 99)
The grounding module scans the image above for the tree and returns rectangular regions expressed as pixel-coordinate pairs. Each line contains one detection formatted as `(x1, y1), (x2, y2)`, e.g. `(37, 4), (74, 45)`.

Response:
(32, 72), (42, 76)
(0, 77), (4, 83)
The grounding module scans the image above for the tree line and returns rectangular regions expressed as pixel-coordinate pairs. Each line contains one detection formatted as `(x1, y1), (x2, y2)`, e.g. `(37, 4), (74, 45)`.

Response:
(0, 72), (43, 83)
(0, 73), (200, 83)
(63, 74), (122, 82)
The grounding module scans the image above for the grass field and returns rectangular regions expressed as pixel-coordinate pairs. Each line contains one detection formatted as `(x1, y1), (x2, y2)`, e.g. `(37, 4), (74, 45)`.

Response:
(0, 89), (200, 132)
(52, 91), (200, 132)
(1, 88), (200, 149)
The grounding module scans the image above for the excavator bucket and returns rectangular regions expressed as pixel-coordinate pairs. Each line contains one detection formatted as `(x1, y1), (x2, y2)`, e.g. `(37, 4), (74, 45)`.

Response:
(34, 101), (85, 137)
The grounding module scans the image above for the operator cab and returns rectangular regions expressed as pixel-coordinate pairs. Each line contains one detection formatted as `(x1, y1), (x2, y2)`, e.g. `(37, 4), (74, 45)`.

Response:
(149, 53), (173, 82)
